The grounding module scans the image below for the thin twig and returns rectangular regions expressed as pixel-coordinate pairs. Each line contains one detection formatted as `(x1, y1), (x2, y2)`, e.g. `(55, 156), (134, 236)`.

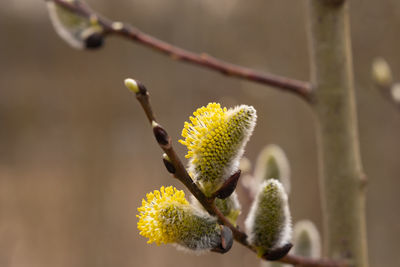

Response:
(49, 0), (313, 101)
(127, 80), (346, 267)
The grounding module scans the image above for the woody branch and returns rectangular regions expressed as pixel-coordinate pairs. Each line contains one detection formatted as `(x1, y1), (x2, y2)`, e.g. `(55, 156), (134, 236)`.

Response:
(49, 0), (313, 101)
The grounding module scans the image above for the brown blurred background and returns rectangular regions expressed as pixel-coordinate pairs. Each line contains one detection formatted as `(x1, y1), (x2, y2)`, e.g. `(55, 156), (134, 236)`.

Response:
(1, 0), (399, 266)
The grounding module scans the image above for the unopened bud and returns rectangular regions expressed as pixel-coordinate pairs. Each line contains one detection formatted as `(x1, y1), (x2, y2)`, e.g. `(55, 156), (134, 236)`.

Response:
(83, 31), (104, 49)
(391, 83), (400, 103)
(254, 145), (291, 195)
(112, 21), (124, 31)
(245, 180), (292, 258)
(162, 153), (176, 174)
(372, 58), (393, 87)
(191, 192), (241, 227)
(211, 225), (233, 254)
(292, 220), (321, 258)
(152, 121), (170, 146)
(124, 78), (140, 93)
(264, 243), (293, 261)
(46, 1), (104, 50)
(213, 170), (241, 199)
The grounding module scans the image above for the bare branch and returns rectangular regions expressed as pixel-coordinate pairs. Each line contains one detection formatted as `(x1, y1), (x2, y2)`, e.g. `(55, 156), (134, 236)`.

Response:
(49, 0), (313, 101)
(125, 79), (346, 267)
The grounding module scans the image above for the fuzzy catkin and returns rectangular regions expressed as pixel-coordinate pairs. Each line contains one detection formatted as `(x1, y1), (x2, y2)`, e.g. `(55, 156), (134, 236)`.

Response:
(245, 180), (292, 256)
(137, 186), (222, 252)
(179, 103), (256, 196)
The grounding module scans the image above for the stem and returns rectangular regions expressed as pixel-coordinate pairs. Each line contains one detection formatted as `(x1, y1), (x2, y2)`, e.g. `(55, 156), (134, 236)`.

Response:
(127, 80), (345, 267)
(49, 0), (312, 100)
(307, 1), (369, 266)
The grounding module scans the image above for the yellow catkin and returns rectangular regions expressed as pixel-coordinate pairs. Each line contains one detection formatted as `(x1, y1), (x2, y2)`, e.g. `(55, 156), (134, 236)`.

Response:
(179, 103), (256, 195)
(137, 186), (222, 251)
(137, 186), (189, 245)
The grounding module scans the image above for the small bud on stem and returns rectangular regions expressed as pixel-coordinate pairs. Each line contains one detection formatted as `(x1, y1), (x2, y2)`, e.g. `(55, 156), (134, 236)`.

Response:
(152, 121), (170, 147)
(162, 153), (176, 174)
(211, 225), (234, 254)
(372, 58), (393, 87)
(245, 180), (292, 258)
(292, 220), (321, 259)
(391, 83), (400, 103)
(124, 78), (139, 93)
(84, 31), (104, 49)
(124, 78), (147, 95)
(264, 243), (293, 261)
(212, 170), (241, 199)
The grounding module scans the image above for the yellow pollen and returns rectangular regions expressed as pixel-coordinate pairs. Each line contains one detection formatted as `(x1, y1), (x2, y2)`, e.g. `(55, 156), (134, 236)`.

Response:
(179, 102), (256, 194)
(137, 186), (189, 245)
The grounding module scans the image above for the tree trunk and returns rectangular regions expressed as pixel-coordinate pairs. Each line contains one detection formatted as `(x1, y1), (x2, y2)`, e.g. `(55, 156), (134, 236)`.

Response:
(306, 1), (369, 266)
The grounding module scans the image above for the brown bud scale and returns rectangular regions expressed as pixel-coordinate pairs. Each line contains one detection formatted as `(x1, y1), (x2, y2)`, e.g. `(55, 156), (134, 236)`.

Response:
(264, 243), (293, 261)
(163, 158), (176, 174)
(214, 170), (241, 199)
(153, 125), (170, 146)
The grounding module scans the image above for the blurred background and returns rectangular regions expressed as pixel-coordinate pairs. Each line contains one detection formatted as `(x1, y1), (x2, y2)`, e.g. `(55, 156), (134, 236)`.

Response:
(1, 0), (399, 266)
